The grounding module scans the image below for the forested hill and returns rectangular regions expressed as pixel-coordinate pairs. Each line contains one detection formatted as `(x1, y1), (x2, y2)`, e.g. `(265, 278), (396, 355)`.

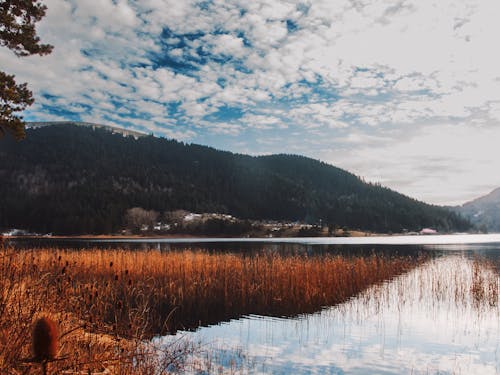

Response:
(0, 123), (471, 234)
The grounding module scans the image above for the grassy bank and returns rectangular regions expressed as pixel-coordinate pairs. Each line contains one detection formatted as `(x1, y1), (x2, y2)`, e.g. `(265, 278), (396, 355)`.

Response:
(0, 247), (423, 373)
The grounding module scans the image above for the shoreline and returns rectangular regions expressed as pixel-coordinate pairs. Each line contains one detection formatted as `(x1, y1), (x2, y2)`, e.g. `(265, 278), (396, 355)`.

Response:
(5, 232), (500, 246)
(4, 229), (375, 240)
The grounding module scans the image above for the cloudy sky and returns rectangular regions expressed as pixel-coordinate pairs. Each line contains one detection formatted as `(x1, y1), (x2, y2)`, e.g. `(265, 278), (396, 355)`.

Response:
(3, 0), (500, 206)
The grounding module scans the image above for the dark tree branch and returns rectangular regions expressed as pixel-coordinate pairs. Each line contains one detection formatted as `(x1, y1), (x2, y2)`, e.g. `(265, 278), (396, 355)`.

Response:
(0, 0), (53, 56)
(0, 0), (53, 140)
(0, 71), (34, 139)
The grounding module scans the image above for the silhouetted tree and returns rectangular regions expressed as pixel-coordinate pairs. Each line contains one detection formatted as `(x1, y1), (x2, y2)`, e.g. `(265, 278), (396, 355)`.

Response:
(0, 0), (53, 139)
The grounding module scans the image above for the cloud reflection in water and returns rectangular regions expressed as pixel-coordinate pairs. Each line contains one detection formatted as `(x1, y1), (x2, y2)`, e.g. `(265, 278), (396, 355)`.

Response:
(160, 255), (500, 374)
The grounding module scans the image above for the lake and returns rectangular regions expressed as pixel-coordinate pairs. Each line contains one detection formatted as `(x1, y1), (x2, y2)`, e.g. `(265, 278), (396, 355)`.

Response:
(8, 233), (500, 374)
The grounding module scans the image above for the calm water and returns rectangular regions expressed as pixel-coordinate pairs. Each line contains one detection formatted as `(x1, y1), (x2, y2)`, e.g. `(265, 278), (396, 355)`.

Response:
(159, 253), (500, 375)
(8, 233), (500, 248)
(9, 234), (500, 374)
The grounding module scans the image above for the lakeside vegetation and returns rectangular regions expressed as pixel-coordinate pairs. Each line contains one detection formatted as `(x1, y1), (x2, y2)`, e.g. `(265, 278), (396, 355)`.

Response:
(197, 255), (500, 374)
(0, 245), (423, 373)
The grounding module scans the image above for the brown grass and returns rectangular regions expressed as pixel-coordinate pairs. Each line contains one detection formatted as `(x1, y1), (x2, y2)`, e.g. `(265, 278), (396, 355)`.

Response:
(0, 246), (423, 373)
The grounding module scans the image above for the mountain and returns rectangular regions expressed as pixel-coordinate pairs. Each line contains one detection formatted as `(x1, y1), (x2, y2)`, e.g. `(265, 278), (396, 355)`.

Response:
(456, 188), (500, 232)
(28, 121), (146, 138)
(0, 122), (471, 235)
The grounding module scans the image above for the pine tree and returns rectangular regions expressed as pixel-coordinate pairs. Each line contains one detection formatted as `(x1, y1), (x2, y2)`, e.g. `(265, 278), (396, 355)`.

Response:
(0, 1), (52, 139)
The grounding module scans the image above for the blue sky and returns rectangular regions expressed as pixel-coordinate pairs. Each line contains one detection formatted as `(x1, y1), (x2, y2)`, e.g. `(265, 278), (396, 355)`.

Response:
(3, 0), (500, 205)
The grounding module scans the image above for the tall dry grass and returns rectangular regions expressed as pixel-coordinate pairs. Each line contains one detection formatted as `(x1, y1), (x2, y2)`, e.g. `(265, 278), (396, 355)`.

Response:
(0, 246), (422, 373)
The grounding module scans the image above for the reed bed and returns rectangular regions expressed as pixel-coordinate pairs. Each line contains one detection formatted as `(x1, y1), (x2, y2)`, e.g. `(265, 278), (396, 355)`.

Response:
(0, 246), (422, 373)
(26, 248), (420, 332)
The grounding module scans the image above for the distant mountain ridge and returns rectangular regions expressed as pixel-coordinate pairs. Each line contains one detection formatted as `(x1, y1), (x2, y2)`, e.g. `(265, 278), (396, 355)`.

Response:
(456, 188), (500, 232)
(0, 123), (471, 235)
(28, 121), (146, 138)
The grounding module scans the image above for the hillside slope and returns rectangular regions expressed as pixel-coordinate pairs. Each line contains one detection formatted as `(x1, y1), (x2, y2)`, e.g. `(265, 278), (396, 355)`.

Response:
(0, 123), (471, 234)
(456, 188), (500, 232)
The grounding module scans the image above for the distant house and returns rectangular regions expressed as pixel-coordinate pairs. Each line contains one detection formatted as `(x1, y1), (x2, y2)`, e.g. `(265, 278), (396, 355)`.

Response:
(420, 228), (437, 235)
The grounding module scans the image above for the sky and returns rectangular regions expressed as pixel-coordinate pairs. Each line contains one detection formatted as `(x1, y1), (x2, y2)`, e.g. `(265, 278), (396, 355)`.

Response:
(2, 0), (500, 206)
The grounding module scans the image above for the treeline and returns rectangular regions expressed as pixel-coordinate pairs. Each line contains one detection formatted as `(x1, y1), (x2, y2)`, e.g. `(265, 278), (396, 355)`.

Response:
(0, 124), (472, 235)
(124, 207), (256, 236)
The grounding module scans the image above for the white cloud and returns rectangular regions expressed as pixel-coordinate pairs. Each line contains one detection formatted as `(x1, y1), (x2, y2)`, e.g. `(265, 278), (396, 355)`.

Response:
(323, 122), (500, 205)
(241, 114), (288, 130)
(287, 102), (349, 129)
(209, 34), (245, 58)
(198, 120), (243, 136)
(3, 0), (500, 204)
(393, 75), (438, 93)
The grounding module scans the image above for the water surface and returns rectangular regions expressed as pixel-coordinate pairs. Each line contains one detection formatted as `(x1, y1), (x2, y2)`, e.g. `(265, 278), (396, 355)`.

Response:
(160, 253), (500, 374)
(10, 235), (500, 373)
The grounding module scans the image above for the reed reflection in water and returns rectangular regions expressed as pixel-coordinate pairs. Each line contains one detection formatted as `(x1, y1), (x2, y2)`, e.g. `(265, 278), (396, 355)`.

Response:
(163, 255), (500, 374)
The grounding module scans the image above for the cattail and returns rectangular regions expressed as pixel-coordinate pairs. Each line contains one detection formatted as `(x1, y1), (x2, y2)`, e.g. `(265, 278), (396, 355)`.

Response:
(32, 317), (59, 364)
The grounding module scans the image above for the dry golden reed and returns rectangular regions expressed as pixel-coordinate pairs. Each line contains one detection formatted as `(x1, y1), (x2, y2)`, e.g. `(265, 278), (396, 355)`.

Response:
(0, 246), (423, 373)
(21, 248), (421, 334)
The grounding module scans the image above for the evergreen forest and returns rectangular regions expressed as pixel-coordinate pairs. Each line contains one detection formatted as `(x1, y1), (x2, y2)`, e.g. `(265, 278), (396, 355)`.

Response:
(0, 124), (472, 235)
